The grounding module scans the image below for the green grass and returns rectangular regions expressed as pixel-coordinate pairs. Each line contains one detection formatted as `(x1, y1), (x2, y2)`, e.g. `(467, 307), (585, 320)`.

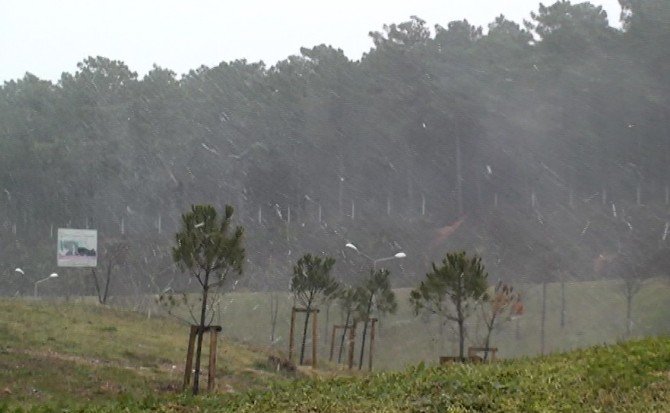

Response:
(1, 295), (669, 411)
(32, 337), (670, 412)
(0, 299), (296, 409)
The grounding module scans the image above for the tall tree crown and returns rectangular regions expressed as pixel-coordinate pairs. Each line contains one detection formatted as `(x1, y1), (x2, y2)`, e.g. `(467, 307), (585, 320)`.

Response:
(172, 204), (245, 280)
(290, 253), (339, 308)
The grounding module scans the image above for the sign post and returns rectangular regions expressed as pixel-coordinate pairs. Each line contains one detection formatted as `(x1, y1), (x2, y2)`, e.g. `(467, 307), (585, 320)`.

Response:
(57, 228), (98, 268)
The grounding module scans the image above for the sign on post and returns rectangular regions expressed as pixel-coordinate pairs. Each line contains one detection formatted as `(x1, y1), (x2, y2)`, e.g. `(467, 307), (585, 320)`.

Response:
(57, 228), (97, 267)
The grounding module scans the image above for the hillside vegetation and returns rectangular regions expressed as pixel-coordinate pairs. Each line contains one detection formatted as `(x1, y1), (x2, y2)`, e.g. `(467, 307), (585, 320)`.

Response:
(0, 299), (296, 409)
(2, 1), (670, 299)
(195, 338), (670, 412)
(1, 299), (669, 412)
(25, 337), (670, 412)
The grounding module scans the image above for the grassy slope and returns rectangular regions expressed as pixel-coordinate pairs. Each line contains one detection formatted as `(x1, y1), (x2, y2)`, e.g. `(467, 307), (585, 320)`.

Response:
(0, 299), (293, 408)
(108, 337), (670, 412)
(1, 299), (669, 412)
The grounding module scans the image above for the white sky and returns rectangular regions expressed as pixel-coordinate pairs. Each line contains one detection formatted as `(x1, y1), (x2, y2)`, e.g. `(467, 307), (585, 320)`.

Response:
(1, 0), (622, 82)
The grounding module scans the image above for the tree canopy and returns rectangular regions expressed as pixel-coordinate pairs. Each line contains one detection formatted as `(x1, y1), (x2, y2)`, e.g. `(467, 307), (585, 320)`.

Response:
(1, 1), (670, 297)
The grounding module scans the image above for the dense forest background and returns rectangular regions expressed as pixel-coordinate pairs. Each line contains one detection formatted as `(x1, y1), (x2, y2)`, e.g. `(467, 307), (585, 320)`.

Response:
(1, 0), (669, 297)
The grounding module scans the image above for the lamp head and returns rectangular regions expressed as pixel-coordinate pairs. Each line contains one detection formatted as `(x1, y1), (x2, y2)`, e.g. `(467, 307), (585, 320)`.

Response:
(49, 273), (58, 278)
(394, 252), (407, 259)
(15, 268), (24, 275)
(345, 243), (358, 252)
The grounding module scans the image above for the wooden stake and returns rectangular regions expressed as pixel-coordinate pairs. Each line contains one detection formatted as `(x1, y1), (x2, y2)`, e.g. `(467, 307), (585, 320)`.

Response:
(312, 310), (318, 369)
(207, 329), (218, 391)
(541, 282), (547, 355)
(183, 325), (197, 390)
(368, 318), (377, 371)
(348, 321), (356, 370)
(288, 307), (296, 362)
(329, 325), (337, 362)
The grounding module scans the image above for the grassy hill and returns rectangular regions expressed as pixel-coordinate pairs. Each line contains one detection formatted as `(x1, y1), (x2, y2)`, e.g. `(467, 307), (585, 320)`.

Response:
(18, 337), (670, 412)
(0, 299), (298, 409)
(190, 338), (670, 412)
(1, 298), (669, 412)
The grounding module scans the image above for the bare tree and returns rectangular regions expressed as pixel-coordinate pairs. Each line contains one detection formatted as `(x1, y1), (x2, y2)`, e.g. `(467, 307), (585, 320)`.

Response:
(90, 240), (128, 304)
(480, 281), (523, 360)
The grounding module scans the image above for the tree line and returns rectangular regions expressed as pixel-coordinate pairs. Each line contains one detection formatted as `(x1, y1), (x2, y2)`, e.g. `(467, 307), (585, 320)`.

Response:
(1, 0), (669, 296)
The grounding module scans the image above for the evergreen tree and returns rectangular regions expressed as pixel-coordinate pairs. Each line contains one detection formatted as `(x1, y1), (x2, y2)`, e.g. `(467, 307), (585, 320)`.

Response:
(172, 204), (244, 395)
(410, 251), (488, 360)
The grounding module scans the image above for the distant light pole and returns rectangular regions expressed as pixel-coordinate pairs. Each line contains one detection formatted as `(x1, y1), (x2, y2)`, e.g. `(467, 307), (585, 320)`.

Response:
(344, 243), (406, 270)
(34, 273), (58, 298)
(13, 268), (25, 296)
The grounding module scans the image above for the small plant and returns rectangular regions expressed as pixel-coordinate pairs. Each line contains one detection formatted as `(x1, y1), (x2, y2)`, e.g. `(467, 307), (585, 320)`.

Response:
(410, 251), (488, 360)
(354, 268), (397, 369)
(289, 253), (339, 365)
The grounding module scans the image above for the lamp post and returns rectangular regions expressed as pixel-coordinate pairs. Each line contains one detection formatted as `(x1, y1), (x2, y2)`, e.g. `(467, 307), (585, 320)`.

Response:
(34, 273), (58, 298)
(345, 243), (405, 371)
(344, 243), (406, 270)
(13, 268), (25, 296)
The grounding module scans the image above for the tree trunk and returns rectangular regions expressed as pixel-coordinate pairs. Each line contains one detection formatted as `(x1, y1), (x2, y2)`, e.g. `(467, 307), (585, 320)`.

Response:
(540, 281), (547, 356)
(358, 319), (369, 370)
(299, 307), (311, 365)
(456, 135), (463, 215)
(483, 313), (497, 361)
(102, 261), (113, 304)
(454, 274), (466, 360)
(324, 302), (330, 351)
(626, 291), (633, 337)
(269, 293), (278, 345)
(192, 271), (210, 395)
(90, 268), (103, 304)
(337, 310), (351, 364)
(358, 297), (374, 370)
(458, 318), (465, 361)
(560, 281), (565, 328)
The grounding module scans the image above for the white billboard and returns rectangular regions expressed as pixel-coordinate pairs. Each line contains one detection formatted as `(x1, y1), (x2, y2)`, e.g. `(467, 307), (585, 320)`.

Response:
(57, 228), (98, 267)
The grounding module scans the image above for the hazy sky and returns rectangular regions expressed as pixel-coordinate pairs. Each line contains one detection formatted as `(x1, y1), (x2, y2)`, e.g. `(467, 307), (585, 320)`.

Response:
(1, 0), (622, 82)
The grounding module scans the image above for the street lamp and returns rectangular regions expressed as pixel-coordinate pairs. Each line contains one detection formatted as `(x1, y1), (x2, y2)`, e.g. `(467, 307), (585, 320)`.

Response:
(345, 243), (407, 270)
(34, 273), (58, 298)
